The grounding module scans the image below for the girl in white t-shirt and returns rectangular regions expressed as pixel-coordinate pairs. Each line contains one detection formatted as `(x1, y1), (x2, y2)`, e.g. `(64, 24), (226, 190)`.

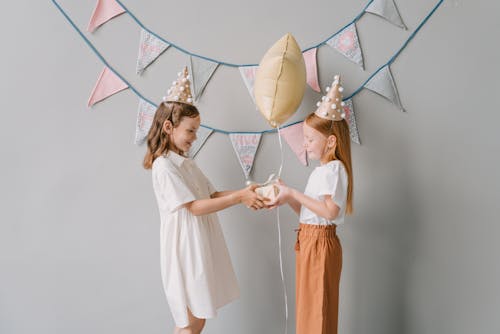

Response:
(143, 68), (266, 334)
(267, 75), (353, 334)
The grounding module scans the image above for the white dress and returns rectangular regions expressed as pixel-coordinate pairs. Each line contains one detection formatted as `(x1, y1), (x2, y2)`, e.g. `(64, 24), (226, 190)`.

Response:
(299, 160), (348, 226)
(152, 151), (239, 327)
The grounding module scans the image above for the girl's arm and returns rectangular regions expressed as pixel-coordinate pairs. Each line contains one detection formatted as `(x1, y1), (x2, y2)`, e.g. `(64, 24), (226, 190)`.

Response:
(185, 185), (267, 216)
(284, 195), (301, 215)
(210, 190), (237, 198)
(268, 182), (340, 220)
(288, 188), (340, 221)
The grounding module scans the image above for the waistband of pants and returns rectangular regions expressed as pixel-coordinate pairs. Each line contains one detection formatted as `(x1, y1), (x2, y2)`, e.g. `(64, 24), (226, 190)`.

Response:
(296, 223), (337, 238)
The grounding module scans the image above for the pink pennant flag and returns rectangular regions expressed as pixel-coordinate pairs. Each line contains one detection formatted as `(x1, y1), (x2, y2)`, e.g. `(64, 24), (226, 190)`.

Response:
(281, 123), (307, 165)
(87, 0), (125, 32)
(88, 67), (128, 107)
(303, 48), (321, 92)
(239, 66), (259, 104)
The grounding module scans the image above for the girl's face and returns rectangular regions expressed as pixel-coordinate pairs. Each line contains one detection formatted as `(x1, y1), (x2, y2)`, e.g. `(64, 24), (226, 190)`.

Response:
(303, 122), (336, 163)
(165, 115), (200, 154)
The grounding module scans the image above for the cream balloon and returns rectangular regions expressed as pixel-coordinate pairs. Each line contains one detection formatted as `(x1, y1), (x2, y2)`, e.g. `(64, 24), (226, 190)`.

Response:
(254, 33), (306, 128)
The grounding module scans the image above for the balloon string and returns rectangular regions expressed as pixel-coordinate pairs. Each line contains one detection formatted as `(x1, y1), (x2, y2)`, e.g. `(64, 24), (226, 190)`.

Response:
(276, 125), (288, 333)
(277, 206), (288, 334)
(277, 126), (284, 178)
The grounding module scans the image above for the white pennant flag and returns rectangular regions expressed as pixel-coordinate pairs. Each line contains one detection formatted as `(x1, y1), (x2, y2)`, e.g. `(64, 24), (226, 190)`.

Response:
(364, 65), (404, 111)
(189, 56), (219, 101)
(342, 99), (361, 145)
(136, 29), (170, 74)
(135, 99), (157, 145)
(188, 127), (214, 158)
(229, 133), (262, 179)
(365, 0), (407, 29)
(239, 66), (259, 104)
(326, 23), (364, 69)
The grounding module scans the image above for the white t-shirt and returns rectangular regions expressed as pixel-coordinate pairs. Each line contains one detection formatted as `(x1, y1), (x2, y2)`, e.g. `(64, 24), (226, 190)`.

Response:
(299, 160), (349, 226)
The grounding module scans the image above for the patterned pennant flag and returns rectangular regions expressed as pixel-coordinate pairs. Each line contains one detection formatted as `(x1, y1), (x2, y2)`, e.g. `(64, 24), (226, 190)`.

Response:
(303, 48), (321, 92)
(87, 0), (125, 32)
(239, 66), (259, 104)
(365, 0), (407, 29)
(229, 133), (262, 179)
(136, 29), (170, 75)
(326, 23), (364, 69)
(88, 67), (128, 107)
(189, 56), (219, 101)
(280, 123), (308, 165)
(135, 99), (156, 145)
(188, 127), (214, 158)
(364, 65), (404, 111)
(342, 99), (361, 145)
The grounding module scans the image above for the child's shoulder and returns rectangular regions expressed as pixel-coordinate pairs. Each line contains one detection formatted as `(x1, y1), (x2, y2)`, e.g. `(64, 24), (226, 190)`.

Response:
(322, 159), (345, 172)
(152, 155), (176, 173)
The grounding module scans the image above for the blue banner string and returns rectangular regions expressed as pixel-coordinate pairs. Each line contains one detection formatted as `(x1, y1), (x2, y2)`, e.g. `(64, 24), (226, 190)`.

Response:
(115, 0), (376, 67)
(51, 0), (444, 135)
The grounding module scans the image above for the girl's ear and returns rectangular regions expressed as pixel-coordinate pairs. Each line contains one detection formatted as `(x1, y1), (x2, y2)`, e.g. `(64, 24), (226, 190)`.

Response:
(162, 120), (173, 134)
(327, 134), (337, 148)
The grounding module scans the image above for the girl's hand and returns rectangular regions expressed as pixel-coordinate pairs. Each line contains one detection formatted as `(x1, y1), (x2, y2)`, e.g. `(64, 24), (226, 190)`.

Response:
(239, 185), (268, 210)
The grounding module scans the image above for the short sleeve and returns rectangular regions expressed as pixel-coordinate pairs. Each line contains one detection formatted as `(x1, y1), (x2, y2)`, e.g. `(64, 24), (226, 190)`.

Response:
(156, 168), (196, 213)
(191, 161), (217, 195)
(316, 162), (347, 210)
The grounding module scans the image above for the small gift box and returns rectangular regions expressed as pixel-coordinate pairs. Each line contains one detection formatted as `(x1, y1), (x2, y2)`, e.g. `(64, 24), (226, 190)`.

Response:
(255, 184), (279, 202)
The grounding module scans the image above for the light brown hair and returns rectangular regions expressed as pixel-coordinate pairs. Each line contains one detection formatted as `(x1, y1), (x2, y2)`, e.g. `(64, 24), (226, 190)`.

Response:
(143, 102), (199, 169)
(305, 113), (354, 215)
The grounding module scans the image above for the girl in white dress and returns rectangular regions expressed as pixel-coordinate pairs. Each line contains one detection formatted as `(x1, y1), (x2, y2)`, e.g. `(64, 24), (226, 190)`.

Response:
(143, 68), (267, 334)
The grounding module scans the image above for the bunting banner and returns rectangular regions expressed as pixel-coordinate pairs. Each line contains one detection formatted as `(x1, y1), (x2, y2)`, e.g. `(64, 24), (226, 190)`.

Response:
(239, 66), (259, 104)
(87, 0), (125, 32)
(229, 133), (262, 178)
(280, 123), (308, 165)
(53, 0), (446, 161)
(303, 48), (321, 92)
(136, 29), (170, 75)
(342, 99), (361, 145)
(364, 65), (404, 111)
(134, 99), (156, 144)
(365, 0), (407, 29)
(326, 23), (364, 69)
(189, 56), (219, 101)
(88, 67), (128, 107)
(188, 127), (214, 158)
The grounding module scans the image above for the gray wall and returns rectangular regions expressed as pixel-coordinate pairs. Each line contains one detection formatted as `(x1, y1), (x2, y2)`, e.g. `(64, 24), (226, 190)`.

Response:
(1, 0), (499, 333)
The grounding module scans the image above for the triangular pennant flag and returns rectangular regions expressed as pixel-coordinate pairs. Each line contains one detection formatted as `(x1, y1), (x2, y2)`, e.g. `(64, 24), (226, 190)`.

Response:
(365, 0), (407, 29)
(303, 48), (321, 92)
(136, 29), (170, 75)
(280, 123), (308, 165)
(189, 56), (219, 101)
(229, 133), (262, 179)
(342, 99), (361, 145)
(239, 66), (259, 104)
(88, 67), (128, 107)
(364, 65), (404, 111)
(87, 0), (125, 32)
(326, 23), (364, 69)
(134, 99), (156, 145)
(188, 127), (214, 158)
